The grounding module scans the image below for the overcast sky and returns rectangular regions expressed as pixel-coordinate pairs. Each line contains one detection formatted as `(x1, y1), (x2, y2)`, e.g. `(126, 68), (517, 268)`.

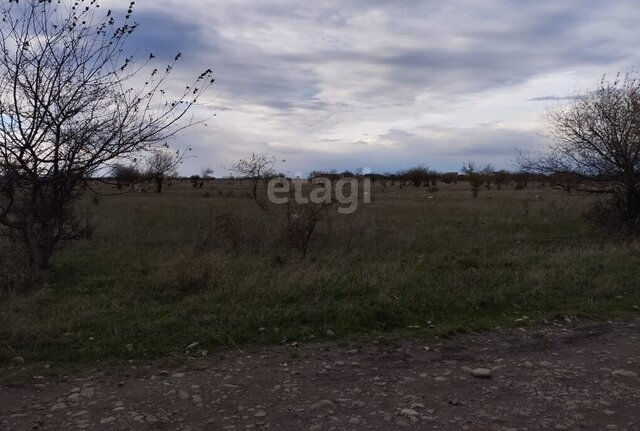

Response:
(108, 0), (638, 176)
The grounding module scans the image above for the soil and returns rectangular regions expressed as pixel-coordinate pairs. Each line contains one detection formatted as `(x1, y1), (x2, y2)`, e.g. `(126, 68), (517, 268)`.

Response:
(1, 319), (639, 430)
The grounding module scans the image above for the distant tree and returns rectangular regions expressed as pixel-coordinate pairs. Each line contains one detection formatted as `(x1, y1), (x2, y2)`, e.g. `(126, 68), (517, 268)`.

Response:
(494, 170), (510, 190)
(112, 164), (143, 190)
(480, 164), (495, 190)
(201, 168), (214, 186)
(231, 153), (280, 210)
(147, 150), (180, 194)
(549, 172), (581, 194)
(406, 166), (432, 187)
(396, 170), (409, 187)
(309, 170), (339, 183)
(441, 172), (460, 184)
(462, 162), (493, 198)
(308, 170), (325, 180)
(190, 175), (203, 188)
(513, 171), (531, 189)
(520, 73), (640, 228)
(0, 0), (214, 270)
(375, 173), (387, 187)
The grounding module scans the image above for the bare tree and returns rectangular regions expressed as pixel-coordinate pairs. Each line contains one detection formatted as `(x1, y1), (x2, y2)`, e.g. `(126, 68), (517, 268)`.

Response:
(146, 149), (180, 194)
(201, 167), (214, 180)
(231, 153), (280, 210)
(284, 200), (333, 257)
(483, 164), (495, 190)
(494, 170), (510, 190)
(406, 165), (438, 188)
(440, 172), (460, 184)
(112, 164), (143, 190)
(520, 73), (640, 228)
(462, 162), (492, 198)
(0, 0), (214, 270)
(189, 174), (203, 188)
(395, 169), (409, 188)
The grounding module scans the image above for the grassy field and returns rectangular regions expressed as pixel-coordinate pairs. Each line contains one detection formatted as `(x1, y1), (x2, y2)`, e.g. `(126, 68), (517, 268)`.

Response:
(1, 180), (640, 364)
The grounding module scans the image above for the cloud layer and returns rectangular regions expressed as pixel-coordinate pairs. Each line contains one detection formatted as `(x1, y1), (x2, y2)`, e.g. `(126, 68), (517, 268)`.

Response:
(108, 0), (640, 175)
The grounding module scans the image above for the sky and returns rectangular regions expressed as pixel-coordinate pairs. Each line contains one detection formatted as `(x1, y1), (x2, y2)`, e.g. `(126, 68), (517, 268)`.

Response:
(106, 0), (638, 176)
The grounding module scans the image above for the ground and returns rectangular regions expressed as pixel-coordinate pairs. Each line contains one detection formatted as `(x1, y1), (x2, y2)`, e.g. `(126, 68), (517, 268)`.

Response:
(2, 319), (639, 430)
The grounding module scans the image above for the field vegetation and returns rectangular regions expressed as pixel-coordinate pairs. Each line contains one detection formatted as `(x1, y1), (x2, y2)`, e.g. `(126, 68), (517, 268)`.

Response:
(2, 179), (639, 364)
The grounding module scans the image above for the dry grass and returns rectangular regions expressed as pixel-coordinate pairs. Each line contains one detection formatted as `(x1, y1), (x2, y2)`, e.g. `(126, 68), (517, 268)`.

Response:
(1, 181), (639, 363)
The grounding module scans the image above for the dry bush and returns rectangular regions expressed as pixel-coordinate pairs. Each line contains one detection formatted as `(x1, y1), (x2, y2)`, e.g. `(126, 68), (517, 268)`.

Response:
(151, 255), (218, 300)
(283, 201), (332, 256)
(193, 213), (243, 251)
(0, 240), (37, 292)
(587, 197), (640, 233)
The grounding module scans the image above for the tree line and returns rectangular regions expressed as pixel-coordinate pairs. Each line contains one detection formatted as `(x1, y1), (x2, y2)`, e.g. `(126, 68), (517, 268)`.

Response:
(110, 157), (617, 202)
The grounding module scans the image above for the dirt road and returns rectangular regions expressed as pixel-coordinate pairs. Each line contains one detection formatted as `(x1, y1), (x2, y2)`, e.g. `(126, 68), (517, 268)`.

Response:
(2, 320), (639, 430)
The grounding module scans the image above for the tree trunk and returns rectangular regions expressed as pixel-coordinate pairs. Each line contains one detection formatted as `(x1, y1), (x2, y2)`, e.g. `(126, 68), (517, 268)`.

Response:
(623, 184), (640, 224)
(24, 231), (55, 272)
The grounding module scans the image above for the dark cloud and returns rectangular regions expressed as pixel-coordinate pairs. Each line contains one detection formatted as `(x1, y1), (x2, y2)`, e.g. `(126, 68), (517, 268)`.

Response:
(128, 10), (210, 62)
(114, 0), (640, 174)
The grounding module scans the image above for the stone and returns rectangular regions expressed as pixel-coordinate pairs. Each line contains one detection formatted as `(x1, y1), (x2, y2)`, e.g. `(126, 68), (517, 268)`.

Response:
(50, 402), (67, 412)
(186, 342), (200, 351)
(611, 369), (638, 378)
(471, 368), (492, 378)
(310, 399), (335, 410)
(100, 417), (116, 424)
(80, 388), (95, 399)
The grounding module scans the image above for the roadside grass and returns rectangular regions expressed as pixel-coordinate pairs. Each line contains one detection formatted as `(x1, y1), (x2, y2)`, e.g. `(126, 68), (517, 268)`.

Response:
(1, 182), (639, 364)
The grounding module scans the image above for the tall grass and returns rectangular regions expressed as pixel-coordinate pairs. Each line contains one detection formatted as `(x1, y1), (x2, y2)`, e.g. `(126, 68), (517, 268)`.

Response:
(1, 182), (639, 363)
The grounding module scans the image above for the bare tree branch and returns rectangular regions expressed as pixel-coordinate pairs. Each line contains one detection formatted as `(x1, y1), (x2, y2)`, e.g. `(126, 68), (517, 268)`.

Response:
(519, 73), (640, 227)
(0, 0), (214, 270)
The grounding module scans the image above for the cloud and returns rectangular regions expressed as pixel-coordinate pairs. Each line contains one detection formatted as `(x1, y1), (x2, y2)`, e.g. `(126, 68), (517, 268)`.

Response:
(127, 9), (209, 62)
(528, 96), (581, 101)
(102, 0), (640, 174)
